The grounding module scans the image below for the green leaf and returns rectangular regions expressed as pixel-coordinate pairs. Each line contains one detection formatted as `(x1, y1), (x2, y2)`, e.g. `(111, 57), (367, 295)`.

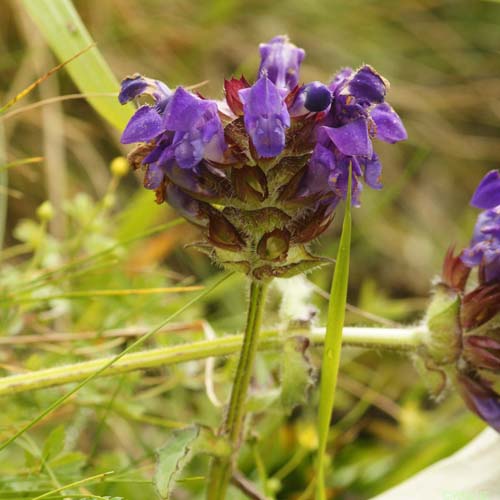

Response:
(42, 425), (65, 461)
(21, 0), (133, 130)
(155, 426), (230, 499)
(280, 336), (314, 414)
(315, 170), (352, 500)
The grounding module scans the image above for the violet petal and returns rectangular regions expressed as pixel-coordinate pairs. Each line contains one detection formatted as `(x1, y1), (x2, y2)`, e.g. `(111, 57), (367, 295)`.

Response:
(371, 103), (408, 143)
(258, 35), (305, 91)
(121, 106), (164, 144)
(471, 170), (500, 210)
(347, 65), (387, 104)
(240, 76), (290, 158)
(323, 119), (373, 157)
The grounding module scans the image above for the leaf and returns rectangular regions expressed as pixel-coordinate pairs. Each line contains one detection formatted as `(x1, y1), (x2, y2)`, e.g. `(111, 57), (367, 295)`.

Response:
(21, 0), (133, 130)
(245, 388), (281, 413)
(42, 425), (65, 462)
(155, 426), (230, 499)
(315, 170), (352, 500)
(280, 336), (315, 414)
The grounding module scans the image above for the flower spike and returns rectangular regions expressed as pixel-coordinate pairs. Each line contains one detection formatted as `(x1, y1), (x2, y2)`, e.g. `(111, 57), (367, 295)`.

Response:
(119, 36), (406, 279)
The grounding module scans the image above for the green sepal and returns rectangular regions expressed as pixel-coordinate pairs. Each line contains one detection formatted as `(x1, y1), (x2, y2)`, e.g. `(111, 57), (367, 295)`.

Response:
(425, 284), (462, 365)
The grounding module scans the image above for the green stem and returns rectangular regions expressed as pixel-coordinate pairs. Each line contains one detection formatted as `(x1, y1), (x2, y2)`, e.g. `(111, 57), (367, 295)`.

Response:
(0, 326), (424, 397)
(206, 280), (269, 500)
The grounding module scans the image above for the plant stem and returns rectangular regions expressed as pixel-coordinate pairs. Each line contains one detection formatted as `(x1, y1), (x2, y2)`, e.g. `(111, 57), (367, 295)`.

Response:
(0, 326), (424, 398)
(206, 280), (269, 500)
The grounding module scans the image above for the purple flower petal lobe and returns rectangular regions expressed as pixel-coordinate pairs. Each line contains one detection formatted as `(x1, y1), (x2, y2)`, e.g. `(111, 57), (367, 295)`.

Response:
(471, 170), (500, 210)
(258, 35), (305, 91)
(240, 76), (290, 158)
(323, 119), (373, 157)
(371, 103), (407, 143)
(121, 106), (164, 144)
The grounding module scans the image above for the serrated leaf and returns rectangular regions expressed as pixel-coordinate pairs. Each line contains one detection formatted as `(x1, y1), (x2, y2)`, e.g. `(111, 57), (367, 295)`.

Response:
(155, 426), (230, 499)
(42, 425), (65, 462)
(280, 336), (314, 414)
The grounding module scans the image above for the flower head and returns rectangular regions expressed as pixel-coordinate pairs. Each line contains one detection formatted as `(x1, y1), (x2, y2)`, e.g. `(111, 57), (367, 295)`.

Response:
(119, 36), (406, 279)
(423, 172), (500, 432)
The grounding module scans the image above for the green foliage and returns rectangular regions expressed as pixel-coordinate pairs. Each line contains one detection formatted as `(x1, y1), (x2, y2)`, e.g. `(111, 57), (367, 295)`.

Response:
(155, 426), (230, 499)
(315, 172), (352, 500)
(0, 0), (494, 498)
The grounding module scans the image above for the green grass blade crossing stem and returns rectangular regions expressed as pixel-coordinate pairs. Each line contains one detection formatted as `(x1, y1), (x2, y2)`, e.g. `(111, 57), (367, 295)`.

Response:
(315, 171), (352, 499)
(21, 0), (133, 130)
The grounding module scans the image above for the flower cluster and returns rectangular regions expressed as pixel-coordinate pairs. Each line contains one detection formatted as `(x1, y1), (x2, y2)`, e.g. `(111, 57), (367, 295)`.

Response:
(425, 170), (500, 432)
(120, 36), (406, 279)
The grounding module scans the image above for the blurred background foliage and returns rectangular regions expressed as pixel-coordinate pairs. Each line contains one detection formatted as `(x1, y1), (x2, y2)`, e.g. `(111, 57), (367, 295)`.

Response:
(0, 0), (498, 498)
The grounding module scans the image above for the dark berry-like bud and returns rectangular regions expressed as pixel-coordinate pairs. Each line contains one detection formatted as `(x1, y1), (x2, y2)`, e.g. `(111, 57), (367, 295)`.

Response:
(304, 82), (331, 112)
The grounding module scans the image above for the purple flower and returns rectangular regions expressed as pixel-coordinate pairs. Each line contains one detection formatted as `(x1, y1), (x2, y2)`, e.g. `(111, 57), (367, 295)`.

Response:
(471, 170), (500, 209)
(310, 65), (406, 203)
(162, 87), (226, 169)
(457, 373), (500, 432)
(461, 207), (500, 283)
(239, 76), (290, 158)
(120, 75), (173, 145)
(119, 74), (172, 111)
(121, 84), (226, 173)
(308, 143), (362, 205)
(258, 35), (305, 91)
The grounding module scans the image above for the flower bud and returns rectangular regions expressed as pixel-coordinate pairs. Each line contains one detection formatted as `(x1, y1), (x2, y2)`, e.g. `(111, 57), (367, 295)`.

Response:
(110, 156), (129, 177)
(36, 201), (54, 222)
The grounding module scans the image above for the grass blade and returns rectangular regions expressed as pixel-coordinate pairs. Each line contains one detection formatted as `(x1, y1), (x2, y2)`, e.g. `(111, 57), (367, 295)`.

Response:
(21, 0), (133, 130)
(0, 44), (94, 115)
(0, 124), (6, 250)
(315, 171), (352, 500)
(2, 285), (204, 305)
(0, 156), (44, 171)
(31, 471), (114, 500)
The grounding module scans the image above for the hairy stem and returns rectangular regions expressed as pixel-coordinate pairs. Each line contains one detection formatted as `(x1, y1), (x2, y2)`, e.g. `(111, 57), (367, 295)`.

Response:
(0, 326), (424, 398)
(206, 280), (269, 500)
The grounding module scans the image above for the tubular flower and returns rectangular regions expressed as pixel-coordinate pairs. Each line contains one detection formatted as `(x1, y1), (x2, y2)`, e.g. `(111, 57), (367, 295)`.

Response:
(119, 36), (406, 280)
(423, 170), (500, 432)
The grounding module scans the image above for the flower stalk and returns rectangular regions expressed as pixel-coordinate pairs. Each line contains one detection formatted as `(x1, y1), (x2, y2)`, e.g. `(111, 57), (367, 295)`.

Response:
(206, 279), (269, 500)
(0, 325), (424, 397)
